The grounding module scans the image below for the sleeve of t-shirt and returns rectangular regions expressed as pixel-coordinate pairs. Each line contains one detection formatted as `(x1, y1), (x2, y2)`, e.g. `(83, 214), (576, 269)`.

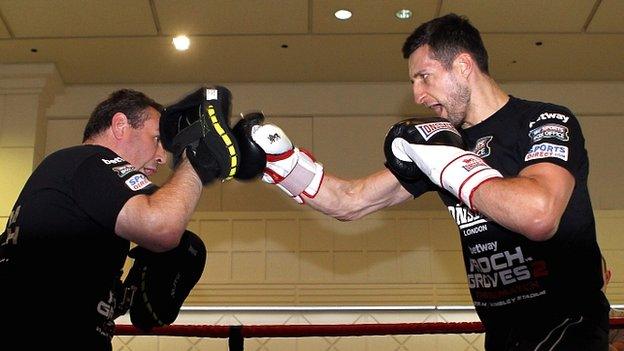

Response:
(72, 154), (157, 231)
(520, 105), (588, 175)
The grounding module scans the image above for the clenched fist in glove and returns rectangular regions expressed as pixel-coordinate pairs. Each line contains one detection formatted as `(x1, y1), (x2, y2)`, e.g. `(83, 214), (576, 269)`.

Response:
(232, 112), (324, 204)
(385, 117), (502, 209)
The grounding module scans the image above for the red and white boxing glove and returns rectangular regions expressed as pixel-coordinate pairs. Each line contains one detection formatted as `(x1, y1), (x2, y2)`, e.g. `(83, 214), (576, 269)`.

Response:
(387, 117), (502, 209)
(250, 123), (324, 204)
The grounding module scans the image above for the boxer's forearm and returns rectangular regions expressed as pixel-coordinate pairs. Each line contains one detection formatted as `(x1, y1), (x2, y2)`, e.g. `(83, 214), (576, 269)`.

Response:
(305, 169), (411, 220)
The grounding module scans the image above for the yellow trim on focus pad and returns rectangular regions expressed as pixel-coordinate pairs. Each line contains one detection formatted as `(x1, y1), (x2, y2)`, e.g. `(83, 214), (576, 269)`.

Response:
(222, 134), (232, 146)
(207, 104), (238, 179)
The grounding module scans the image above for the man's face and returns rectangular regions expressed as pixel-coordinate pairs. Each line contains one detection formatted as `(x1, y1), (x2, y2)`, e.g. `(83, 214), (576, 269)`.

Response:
(408, 45), (471, 127)
(123, 106), (167, 177)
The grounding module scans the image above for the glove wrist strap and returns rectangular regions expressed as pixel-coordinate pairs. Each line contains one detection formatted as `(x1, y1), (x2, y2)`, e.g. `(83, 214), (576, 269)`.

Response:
(441, 153), (502, 209)
(277, 149), (323, 201)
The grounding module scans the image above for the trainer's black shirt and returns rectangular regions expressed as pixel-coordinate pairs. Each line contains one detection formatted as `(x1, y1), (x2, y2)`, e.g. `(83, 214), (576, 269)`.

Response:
(396, 96), (608, 347)
(0, 145), (156, 350)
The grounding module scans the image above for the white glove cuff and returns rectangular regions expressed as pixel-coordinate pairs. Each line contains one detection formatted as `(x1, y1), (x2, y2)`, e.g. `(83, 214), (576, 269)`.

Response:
(459, 168), (502, 209)
(441, 153), (503, 209)
(277, 149), (323, 200)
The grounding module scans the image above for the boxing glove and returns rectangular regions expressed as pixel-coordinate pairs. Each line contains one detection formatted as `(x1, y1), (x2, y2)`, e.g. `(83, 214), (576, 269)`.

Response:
(388, 117), (502, 209)
(233, 113), (324, 204)
(232, 112), (267, 180)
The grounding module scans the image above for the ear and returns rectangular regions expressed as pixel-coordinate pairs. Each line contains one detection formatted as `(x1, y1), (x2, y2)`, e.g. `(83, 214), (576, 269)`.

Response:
(111, 112), (129, 140)
(605, 269), (612, 285)
(454, 53), (473, 79)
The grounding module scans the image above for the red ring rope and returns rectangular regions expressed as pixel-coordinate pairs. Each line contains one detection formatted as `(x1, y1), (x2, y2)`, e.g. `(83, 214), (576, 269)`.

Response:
(116, 318), (624, 337)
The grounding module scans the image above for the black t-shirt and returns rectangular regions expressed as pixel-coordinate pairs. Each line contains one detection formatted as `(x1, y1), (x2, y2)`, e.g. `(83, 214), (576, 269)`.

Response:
(397, 96), (608, 336)
(0, 145), (156, 349)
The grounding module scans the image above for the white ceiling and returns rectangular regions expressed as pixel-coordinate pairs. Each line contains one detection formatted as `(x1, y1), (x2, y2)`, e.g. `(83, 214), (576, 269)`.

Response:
(1, 0), (622, 84)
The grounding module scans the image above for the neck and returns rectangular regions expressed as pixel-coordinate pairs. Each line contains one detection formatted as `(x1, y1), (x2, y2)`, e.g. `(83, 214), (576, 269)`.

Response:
(461, 74), (509, 129)
(83, 133), (119, 156)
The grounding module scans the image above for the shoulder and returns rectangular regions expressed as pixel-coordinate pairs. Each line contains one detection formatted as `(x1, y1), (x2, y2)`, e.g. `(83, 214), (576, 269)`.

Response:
(510, 97), (577, 127)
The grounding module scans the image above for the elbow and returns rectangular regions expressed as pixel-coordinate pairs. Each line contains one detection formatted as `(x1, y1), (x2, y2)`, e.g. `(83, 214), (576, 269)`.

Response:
(153, 230), (183, 252)
(522, 219), (557, 241)
(144, 216), (184, 252)
(520, 205), (560, 242)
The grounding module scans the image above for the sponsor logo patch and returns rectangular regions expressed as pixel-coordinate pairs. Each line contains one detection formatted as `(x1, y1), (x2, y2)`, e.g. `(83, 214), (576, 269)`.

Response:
(529, 112), (569, 128)
(415, 121), (461, 141)
(112, 164), (136, 178)
(125, 174), (152, 191)
(461, 155), (488, 172)
(528, 124), (569, 142)
(101, 157), (125, 165)
(525, 142), (569, 161)
(473, 136), (493, 158)
(205, 88), (218, 100)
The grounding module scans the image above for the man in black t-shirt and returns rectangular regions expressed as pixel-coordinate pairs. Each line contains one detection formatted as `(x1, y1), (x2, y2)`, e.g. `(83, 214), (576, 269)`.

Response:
(231, 14), (609, 351)
(0, 88), (235, 350)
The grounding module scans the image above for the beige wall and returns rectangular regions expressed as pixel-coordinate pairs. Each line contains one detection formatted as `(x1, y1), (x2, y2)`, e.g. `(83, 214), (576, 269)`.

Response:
(1, 77), (623, 313)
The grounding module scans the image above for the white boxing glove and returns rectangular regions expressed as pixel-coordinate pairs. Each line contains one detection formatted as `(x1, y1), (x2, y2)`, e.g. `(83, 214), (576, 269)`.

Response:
(251, 124), (324, 204)
(388, 118), (502, 209)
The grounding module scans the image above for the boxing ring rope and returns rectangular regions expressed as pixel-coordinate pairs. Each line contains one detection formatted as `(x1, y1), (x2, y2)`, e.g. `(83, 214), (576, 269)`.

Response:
(115, 318), (624, 351)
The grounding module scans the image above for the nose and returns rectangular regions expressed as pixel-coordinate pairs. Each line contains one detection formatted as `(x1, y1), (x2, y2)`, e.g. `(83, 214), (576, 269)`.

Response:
(412, 82), (427, 105)
(155, 141), (167, 165)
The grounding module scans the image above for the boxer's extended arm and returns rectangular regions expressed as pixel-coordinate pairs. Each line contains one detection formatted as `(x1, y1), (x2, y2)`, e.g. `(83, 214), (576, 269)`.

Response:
(305, 169), (413, 221)
(231, 113), (412, 219)
(471, 162), (574, 241)
(116, 157), (203, 252)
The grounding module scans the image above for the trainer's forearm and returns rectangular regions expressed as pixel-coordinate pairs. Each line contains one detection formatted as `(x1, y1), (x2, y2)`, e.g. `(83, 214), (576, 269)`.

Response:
(116, 158), (203, 251)
(150, 158), (203, 228)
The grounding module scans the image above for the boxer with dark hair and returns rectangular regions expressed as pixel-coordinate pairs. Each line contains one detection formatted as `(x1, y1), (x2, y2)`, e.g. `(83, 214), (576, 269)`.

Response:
(0, 87), (237, 350)
(235, 13), (608, 351)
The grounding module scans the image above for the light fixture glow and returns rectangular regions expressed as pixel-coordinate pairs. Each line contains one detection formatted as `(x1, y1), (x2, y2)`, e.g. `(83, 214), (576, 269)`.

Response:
(172, 35), (190, 51)
(395, 9), (412, 20)
(334, 9), (352, 20)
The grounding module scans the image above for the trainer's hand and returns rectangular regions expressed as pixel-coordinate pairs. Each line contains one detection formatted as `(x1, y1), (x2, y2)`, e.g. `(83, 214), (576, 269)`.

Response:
(234, 113), (323, 204)
(387, 117), (502, 209)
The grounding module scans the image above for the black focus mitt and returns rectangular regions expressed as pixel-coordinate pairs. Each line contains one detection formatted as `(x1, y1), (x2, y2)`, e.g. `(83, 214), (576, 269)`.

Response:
(160, 86), (240, 184)
(124, 230), (207, 331)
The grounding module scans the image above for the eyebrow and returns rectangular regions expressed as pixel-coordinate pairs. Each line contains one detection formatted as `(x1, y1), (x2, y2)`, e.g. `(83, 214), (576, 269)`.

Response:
(411, 70), (428, 80)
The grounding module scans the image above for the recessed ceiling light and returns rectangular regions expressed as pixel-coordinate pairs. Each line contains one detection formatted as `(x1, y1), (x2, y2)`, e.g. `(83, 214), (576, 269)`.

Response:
(395, 9), (412, 20)
(334, 9), (352, 20)
(172, 35), (190, 51)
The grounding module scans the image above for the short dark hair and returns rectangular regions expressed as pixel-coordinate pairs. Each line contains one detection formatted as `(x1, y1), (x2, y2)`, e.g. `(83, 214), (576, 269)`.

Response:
(82, 89), (163, 142)
(402, 13), (489, 74)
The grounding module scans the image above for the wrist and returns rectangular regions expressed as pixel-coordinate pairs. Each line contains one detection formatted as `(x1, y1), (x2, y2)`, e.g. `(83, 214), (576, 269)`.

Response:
(440, 152), (502, 209)
(265, 148), (324, 204)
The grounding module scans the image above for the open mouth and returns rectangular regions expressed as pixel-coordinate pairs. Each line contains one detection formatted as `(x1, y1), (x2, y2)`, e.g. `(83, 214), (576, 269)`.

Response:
(428, 104), (443, 115)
